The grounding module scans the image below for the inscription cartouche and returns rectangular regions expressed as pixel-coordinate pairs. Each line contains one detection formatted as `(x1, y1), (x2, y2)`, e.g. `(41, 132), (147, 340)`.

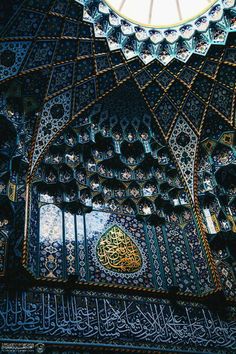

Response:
(96, 225), (142, 273)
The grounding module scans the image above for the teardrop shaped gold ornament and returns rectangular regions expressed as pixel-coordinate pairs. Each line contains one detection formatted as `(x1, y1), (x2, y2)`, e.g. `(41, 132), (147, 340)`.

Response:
(96, 225), (142, 273)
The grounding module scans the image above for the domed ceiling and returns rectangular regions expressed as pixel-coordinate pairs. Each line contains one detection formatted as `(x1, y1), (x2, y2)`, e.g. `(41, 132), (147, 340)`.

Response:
(79, 0), (236, 64)
(103, 0), (218, 28)
(0, 2), (236, 352)
(0, 0), (235, 203)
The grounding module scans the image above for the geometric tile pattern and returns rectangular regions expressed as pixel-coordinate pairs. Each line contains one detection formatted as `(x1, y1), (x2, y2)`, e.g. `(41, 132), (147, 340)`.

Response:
(0, 0), (235, 178)
(79, 0), (236, 65)
(0, 41), (32, 81)
(169, 116), (198, 199)
(30, 90), (72, 173)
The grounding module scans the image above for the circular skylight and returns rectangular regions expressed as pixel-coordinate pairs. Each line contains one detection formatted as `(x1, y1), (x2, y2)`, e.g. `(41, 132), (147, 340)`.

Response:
(104, 0), (218, 28)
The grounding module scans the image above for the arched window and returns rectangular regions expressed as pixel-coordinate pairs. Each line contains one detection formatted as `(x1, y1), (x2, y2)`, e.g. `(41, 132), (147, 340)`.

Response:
(38, 203), (87, 280)
(39, 204), (63, 278)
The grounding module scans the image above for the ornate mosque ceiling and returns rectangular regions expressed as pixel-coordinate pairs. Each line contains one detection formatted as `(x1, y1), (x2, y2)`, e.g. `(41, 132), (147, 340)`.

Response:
(101, 0), (218, 28)
(0, 0), (235, 204)
(80, 0), (236, 64)
(0, 2), (236, 351)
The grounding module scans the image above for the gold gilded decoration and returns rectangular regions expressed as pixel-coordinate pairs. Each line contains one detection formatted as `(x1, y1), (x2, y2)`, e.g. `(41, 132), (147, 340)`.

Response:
(220, 132), (234, 147)
(96, 226), (142, 273)
(202, 139), (217, 154)
(211, 214), (221, 233)
(7, 181), (17, 202)
(227, 215), (236, 233)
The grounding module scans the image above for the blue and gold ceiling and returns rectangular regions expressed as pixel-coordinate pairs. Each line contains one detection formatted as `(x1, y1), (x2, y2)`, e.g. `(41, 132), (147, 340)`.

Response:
(80, 0), (236, 64)
(0, 1), (236, 353)
(1, 0), (235, 200)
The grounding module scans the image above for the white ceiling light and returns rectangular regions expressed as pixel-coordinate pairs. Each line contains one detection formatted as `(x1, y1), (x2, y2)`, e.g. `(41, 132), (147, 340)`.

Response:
(104, 0), (218, 28)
